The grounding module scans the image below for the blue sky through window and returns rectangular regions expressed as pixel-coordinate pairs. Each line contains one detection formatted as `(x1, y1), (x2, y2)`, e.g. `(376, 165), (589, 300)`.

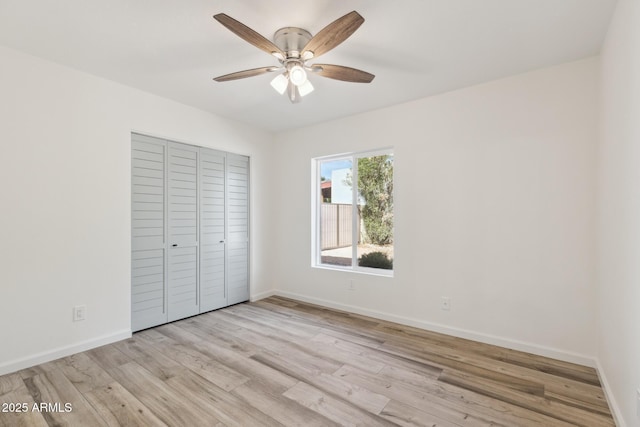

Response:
(320, 159), (352, 181)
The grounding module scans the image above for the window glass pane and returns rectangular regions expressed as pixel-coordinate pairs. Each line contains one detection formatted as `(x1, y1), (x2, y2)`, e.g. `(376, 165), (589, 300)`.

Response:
(356, 154), (394, 270)
(319, 159), (353, 267)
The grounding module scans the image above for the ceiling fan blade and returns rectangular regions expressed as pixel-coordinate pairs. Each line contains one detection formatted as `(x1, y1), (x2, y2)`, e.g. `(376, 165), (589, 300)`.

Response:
(214, 13), (284, 58)
(313, 64), (375, 83)
(302, 11), (364, 59)
(214, 66), (279, 82)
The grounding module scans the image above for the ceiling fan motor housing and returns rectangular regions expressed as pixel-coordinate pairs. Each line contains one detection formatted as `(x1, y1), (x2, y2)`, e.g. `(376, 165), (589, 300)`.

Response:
(274, 27), (312, 59)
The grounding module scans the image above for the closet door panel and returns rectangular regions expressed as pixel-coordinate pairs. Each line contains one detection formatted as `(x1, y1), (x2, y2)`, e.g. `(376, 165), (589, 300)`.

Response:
(199, 148), (227, 312)
(131, 135), (167, 331)
(226, 154), (249, 305)
(167, 143), (199, 322)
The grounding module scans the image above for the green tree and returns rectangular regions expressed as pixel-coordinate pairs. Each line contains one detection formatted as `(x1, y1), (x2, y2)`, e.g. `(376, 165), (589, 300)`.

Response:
(357, 155), (393, 245)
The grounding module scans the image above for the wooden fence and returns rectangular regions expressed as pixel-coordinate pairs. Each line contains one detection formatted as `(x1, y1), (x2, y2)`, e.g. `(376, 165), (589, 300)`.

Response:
(321, 203), (359, 250)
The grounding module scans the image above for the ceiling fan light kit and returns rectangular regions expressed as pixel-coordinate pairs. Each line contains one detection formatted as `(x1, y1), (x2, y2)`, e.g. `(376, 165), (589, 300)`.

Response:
(270, 73), (288, 94)
(287, 64), (307, 86)
(213, 11), (375, 104)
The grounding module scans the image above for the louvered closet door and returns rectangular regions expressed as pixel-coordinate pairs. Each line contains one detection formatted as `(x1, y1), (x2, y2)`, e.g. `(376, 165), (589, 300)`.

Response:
(167, 143), (199, 322)
(227, 154), (249, 305)
(131, 134), (167, 331)
(199, 148), (227, 312)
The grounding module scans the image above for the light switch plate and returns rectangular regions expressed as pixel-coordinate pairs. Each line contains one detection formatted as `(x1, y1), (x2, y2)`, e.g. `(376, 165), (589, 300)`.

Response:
(73, 305), (86, 322)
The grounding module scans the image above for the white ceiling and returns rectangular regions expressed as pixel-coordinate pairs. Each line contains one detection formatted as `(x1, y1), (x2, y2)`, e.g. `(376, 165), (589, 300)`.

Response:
(0, 0), (617, 132)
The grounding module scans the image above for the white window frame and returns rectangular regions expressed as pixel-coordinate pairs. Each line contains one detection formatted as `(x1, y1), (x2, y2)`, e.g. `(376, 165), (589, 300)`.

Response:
(312, 148), (394, 277)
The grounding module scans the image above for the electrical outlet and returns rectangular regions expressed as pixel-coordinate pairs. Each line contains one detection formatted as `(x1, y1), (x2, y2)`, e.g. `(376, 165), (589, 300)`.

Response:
(73, 305), (86, 322)
(349, 280), (355, 291)
(441, 297), (451, 311)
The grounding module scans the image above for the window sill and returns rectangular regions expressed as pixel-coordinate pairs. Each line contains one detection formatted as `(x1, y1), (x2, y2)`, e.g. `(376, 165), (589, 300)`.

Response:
(312, 263), (394, 278)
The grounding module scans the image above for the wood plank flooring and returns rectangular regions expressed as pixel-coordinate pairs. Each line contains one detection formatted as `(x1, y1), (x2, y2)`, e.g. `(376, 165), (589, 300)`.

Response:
(0, 296), (615, 426)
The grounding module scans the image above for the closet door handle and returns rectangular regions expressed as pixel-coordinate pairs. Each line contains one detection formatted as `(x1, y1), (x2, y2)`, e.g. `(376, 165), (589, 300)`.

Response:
(172, 244), (178, 247)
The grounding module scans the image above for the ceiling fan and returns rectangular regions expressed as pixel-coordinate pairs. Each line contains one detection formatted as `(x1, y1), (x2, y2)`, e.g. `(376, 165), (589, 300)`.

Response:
(212, 11), (375, 103)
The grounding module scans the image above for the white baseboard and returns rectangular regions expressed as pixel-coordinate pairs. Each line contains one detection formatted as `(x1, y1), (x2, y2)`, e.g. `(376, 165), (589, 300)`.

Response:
(273, 290), (596, 367)
(595, 358), (627, 427)
(0, 329), (131, 376)
(250, 289), (276, 302)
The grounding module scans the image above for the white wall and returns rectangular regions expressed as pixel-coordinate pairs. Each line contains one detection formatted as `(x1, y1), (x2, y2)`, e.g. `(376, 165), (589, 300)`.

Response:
(0, 46), (274, 374)
(597, 1), (640, 425)
(273, 58), (599, 364)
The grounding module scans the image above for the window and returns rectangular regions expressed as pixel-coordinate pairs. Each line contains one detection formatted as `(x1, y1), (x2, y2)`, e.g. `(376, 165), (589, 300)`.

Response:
(313, 149), (394, 275)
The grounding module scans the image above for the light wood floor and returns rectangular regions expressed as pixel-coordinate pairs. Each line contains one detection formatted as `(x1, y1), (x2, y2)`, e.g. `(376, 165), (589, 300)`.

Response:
(0, 296), (614, 426)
